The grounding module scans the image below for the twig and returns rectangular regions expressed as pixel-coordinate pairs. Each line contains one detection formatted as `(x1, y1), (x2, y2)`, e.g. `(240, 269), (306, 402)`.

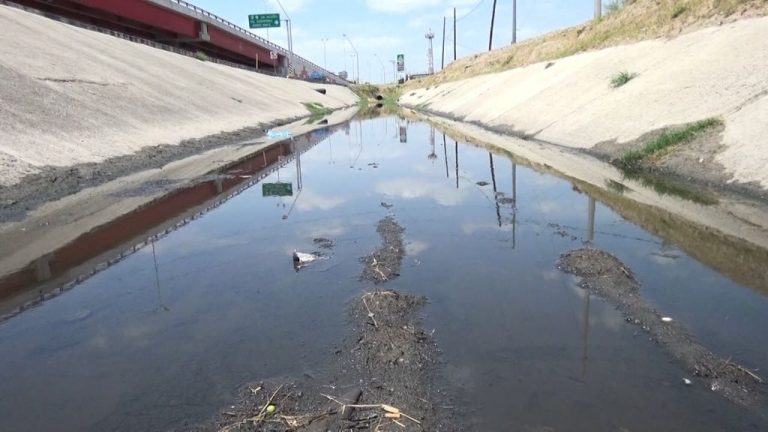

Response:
(220, 384), (285, 431)
(256, 384), (284, 421)
(362, 296), (378, 327)
(319, 396), (421, 426)
(738, 366), (764, 383)
(373, 266), (388, 280)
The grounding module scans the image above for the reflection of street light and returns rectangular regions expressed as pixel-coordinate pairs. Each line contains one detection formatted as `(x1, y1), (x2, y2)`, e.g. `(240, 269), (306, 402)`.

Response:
(428, 127), (437, 162)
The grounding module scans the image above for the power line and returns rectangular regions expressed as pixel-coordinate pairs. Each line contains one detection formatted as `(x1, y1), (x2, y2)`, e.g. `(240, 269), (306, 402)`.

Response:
(456, 0), (487, 21)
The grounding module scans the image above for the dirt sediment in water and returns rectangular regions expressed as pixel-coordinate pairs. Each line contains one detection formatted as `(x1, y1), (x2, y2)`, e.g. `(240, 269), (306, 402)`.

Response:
(558, 248), (767, 413)
(200, 215), (452, 431)
(360, 215), (405, 284)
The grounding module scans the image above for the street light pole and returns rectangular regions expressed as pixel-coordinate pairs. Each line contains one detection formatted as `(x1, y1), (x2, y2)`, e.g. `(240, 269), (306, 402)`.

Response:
(320, 38), (328, 70)
(342, 33), (360, 84)
(374, 54), (386, 84)
(595, 0), (602, 20)
(274, 0), (293, 77)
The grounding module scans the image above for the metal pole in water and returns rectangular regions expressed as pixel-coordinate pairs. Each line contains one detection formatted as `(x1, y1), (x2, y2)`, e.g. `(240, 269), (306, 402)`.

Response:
(588, 197), (596, 242)
(455, 141), (459, 189)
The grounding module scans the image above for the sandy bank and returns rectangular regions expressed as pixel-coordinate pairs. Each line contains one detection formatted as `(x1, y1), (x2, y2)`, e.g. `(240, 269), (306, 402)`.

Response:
(400, 17), (768, 191)
(0, 5), (357, 186)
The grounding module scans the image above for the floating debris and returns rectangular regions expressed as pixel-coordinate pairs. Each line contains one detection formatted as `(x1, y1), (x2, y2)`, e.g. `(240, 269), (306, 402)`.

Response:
(293, 251), (322, 270)
(313, 238), (335, 250)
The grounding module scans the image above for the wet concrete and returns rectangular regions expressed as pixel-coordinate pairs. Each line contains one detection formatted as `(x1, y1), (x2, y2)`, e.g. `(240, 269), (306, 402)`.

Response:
(0, 117), (767, 431)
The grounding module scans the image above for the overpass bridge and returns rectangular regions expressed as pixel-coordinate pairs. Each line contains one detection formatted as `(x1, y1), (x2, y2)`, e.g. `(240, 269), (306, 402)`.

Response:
(5, 0), (348, 84)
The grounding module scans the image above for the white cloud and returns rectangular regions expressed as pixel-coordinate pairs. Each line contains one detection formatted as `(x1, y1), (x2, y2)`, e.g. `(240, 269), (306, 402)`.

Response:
(295, 189), (346, 211)
(376, 178), (467, 206)
(405, 240), (430, 256)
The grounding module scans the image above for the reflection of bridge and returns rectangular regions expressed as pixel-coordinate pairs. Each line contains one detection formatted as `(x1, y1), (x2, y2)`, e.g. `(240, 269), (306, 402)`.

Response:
(6, 0), (347, 83)
(0, 124), (341, 321)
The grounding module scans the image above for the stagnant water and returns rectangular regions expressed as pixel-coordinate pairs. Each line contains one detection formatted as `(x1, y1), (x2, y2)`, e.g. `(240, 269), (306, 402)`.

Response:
(1, 116), (767, 431)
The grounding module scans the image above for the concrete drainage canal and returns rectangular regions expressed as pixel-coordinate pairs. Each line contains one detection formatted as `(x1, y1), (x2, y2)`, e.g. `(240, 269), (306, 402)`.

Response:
(0, 115), (767, 432)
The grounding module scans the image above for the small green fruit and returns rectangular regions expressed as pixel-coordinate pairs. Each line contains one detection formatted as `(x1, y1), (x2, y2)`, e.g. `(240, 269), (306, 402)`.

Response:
(266, 405), (276, 414)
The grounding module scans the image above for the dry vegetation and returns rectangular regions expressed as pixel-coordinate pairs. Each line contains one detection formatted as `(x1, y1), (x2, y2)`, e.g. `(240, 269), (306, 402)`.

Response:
(407, 0), (768, 88)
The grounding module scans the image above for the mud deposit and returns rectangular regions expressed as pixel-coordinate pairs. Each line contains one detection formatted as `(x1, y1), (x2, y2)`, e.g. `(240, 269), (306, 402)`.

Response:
(200, 290), (445, 432)
(203, 215), (448, 432)
(558, 248), (767, 412)
(360, 216), (405, 284)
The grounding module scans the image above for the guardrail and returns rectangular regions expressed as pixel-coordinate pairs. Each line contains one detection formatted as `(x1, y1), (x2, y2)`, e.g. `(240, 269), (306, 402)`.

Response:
(167, 0), (346, 84)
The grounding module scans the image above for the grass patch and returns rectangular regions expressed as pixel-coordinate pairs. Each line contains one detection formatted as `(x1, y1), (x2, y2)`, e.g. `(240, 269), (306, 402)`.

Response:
(193, 51), (209, 61)
(619, 118), (722, 166)
(302, 102), (333, 117)
(671, 3), (688, 18)
(605, 0), (634, 15)
(351, 83), (380, 100)
(610, 71), (638, 88)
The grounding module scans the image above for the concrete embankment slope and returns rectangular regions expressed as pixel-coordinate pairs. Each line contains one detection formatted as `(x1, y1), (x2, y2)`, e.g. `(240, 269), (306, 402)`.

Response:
(400, 16), (768, 190)
(0, 4), (357, 186)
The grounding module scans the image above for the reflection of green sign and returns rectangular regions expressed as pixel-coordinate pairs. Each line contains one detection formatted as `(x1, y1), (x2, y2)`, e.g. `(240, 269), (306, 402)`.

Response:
(249, 13), (281, 29)
(262, 182), (293, 197)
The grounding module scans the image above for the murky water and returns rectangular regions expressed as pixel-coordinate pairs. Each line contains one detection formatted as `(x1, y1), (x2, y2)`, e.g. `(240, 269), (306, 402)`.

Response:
(1, 116), (767, 431)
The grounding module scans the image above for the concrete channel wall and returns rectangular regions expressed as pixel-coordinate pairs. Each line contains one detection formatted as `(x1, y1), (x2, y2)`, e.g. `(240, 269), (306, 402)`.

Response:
(0, 4), (358, 186)
(400, 16), (768, 190)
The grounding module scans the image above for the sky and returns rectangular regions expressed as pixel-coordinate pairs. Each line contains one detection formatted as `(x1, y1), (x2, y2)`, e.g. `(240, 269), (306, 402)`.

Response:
(192, 0), (597, 83)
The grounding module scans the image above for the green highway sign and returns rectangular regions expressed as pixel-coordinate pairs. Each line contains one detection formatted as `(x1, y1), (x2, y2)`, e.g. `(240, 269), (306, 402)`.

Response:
(248, 13), (281, 29)
(262, 182), (293, 197)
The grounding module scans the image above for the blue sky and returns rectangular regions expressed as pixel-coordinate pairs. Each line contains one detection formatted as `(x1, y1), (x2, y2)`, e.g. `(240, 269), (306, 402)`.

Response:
(193, 0), (597, 83)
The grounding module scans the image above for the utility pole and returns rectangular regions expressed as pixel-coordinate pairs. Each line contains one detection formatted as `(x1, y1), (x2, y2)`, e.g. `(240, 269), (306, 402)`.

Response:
(595, 0), (602, 20)
(453, 8), (457, 61)
(425, 29), (435, 75)
(489, 0), (498, 51)
(441, 16), (446, 70)
(512, 0), (517, 44)
(390, 60), (396, 84)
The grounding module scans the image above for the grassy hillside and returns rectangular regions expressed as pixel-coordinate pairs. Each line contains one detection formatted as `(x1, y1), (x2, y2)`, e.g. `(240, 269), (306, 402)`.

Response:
(408, 0), (768, 87)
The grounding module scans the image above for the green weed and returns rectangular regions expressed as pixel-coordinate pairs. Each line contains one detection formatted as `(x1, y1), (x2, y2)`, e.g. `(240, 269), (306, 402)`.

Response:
(619, 118), (722, 166)
(610, 71), (638, 88)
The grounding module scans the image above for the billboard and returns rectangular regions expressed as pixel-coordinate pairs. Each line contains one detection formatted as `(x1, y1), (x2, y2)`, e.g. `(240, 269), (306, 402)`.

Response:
(396, 54), (404, 72)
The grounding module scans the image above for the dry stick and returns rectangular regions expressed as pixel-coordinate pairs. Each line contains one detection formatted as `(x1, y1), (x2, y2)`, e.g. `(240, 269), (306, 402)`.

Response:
(362, 296), (378, 327)
(256, 384), (284, 420)
(738, 366), (764, 383)
(320, 395), (422, 426)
